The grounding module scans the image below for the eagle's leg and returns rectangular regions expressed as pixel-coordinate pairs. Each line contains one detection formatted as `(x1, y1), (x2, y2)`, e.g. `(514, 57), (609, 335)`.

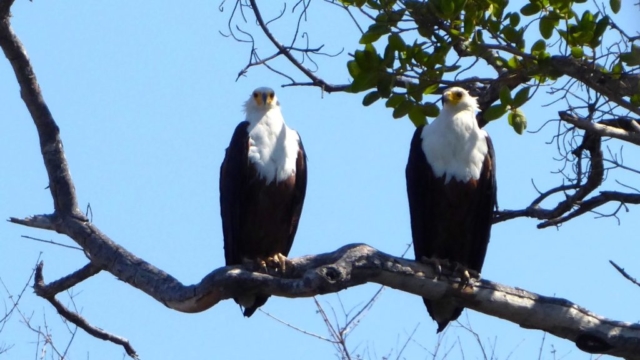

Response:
(420, 256), (450, 279)
(265, 253), (289, 275)
(241, 257), (269, 273)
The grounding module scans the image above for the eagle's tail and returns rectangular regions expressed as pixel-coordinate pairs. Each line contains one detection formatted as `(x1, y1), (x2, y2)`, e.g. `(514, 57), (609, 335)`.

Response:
(423, 298), (464, 333)
(235, 295), (270, 318)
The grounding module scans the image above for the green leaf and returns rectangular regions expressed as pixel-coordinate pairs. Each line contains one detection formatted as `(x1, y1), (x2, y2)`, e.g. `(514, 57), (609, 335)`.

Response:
(502, 26), (520, 43)
(531, 39), (546, 53)
(508, 109), (527, 134)
(512, 87), (530, 108)
(539, 16), (555, 39)
(388, 33), (405, 51)
(520, 2), (542, 16)
(377, 74), (394, 98)
(360, 24), (390, 44)
(408, 105), (427, 127)
(423, 103), (440, 117)
(423, 84), (439, 95)
(592, 16), (610, 41)
(510, 13), (521, 27)
(440, 0), (455, 16)
(507, 56), (520, 69)
(355, 0), (366, 7)
(499, 86), (513, 105)
(346, 71), (378, 93)
(347, 60), (360, 79)
(392, 99), (413, 119)
(620, 45), (640, 66)
(611, 60), (623, 78)
(385, 94), (405, 108)
(571, 46), (584, 58)
(610, 0), (621, 14)
(383, 44), (395, 68)
(362, 91), (381, 106)
(483, 103), (508, 121)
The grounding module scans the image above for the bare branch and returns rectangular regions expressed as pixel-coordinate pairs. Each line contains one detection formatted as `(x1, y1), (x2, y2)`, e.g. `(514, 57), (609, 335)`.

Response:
(560, 112), (640, 146)
(247, 0), (346, 93)
(34, 262), (137, 358)
(20, 235), (83, 251)
(609, 260), (640, 288)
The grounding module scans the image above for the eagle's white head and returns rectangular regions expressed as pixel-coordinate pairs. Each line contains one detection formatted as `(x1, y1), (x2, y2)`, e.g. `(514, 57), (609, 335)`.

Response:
(244, 86), (280, 114)
(441, 87), (479, 113)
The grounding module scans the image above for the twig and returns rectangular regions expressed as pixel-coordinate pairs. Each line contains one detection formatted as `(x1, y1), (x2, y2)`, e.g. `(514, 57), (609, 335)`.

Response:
(259, 309), (336, 343)
(609, 261), (640, 288)
(21, 235), (82, 251)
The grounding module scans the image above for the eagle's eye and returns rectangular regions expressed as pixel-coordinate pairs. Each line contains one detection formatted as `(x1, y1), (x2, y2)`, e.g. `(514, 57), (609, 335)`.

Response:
(454, 91), (463, 99)
(269, 93), (275, 99)
(253, 92), (259, 98)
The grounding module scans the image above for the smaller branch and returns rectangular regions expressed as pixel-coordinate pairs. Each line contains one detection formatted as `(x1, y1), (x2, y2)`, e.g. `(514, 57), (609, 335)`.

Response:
(34, 262), (101, 298)
(259, 309), (336, 343)
(248, 0), (345, 93)
(560, 112), (640, 146)
(7, 214), (56, 231)
(21, 235), (83, 251)
(609, 261), (640, 288)
(0, 254), (41, 324)
(538, 191), (640, 227)
(33, 262), (137, 358)
(395, 323), (419, 360)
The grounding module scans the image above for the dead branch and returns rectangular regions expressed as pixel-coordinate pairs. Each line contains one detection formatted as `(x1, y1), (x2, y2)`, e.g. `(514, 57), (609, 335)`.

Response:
(609, 261), (640, 289)
(34, 263), (138, 358)
(560, 112), (640, 146)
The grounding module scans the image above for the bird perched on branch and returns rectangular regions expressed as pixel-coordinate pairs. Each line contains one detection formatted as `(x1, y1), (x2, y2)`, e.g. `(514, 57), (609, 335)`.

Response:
(220, 87), (307, 317)
(405, 87), (497, 332)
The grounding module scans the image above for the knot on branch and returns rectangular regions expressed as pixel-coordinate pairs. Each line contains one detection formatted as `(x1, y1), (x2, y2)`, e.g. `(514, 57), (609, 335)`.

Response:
(575, 333), (614, 353)
(317, 265), (344, 283)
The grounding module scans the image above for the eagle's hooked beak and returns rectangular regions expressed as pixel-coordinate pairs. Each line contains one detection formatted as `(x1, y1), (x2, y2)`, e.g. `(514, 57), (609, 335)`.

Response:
(442, 91), (461, 106)
(262, 93), (268, 105)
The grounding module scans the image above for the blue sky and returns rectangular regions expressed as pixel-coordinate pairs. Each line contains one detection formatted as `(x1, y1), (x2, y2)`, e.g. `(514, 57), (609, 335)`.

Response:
(1, 1), (639, 359)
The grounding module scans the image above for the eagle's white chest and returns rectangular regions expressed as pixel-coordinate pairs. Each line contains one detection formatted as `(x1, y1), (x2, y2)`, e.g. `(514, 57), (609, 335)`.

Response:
(421, 108), (488, 183)
(246, 110), (300, 184)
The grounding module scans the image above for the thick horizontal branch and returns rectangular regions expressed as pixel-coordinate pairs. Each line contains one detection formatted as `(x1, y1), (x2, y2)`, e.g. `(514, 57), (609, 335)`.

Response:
(14, 220), (640, 359)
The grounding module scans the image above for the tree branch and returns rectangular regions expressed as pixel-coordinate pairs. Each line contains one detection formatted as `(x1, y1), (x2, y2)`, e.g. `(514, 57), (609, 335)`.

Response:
(609, 260), (640, 288)
(33, 262), (137, 358)
(550, 56), (640, 116)
(247, 0), (345, 93)
(0, 7), (83, 218)
(12, 232), (640, 359)
(560, 112), (640, 146)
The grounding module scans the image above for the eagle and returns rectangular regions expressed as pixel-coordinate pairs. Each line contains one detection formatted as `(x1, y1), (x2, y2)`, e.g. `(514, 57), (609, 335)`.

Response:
(405, 87), (497, 332)
(220, 87), (307, 317)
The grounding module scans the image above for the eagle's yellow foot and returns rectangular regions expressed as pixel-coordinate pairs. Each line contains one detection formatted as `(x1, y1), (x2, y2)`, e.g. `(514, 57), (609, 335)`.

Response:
(266, 253), (288, 275)
(451, 262), (480, 289)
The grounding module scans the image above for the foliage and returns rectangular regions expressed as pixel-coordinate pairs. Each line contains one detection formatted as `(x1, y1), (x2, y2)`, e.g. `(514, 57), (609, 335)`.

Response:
(339, 0), (638, 132)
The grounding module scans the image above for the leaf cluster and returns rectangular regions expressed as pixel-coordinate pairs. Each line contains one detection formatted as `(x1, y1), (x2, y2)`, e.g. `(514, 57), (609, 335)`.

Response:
(340, 0), (635, 133)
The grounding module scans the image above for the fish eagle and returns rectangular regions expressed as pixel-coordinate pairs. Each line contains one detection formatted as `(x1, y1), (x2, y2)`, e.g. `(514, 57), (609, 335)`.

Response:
(220, 87), (307, 317)
(405, 87), (497, 332)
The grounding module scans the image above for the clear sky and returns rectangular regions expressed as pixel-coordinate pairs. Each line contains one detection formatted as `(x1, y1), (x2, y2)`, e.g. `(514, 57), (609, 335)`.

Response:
(1, 1), (639, 359)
